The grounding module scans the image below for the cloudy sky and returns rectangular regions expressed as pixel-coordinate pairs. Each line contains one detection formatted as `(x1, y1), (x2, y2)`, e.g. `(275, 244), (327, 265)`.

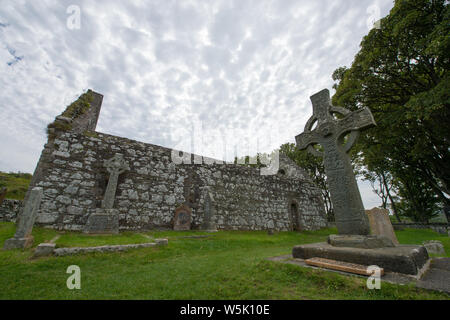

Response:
(0, 0), (394, 209)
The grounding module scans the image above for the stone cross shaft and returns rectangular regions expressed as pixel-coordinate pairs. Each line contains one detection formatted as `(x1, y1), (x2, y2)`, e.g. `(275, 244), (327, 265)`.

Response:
(295, 89), (376, 235)
(102, 154), (129, 209)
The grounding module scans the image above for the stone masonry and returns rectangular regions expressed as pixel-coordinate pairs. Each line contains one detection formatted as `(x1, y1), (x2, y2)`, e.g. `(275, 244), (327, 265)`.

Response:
(18, 90), (327, 232)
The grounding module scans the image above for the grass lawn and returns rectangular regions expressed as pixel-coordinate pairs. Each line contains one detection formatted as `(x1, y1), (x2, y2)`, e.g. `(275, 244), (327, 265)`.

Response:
(0, 222), (449, 300)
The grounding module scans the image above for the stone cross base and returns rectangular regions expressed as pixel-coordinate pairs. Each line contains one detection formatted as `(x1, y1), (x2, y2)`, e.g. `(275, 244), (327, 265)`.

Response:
(293, 242), (429, 275)
(84, 209), (119, 234)
(327, 234), (396, 249)
(3, 236), (34, 250)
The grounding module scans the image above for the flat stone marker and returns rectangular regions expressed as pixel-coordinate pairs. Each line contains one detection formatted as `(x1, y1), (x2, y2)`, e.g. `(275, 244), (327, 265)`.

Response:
(84, 208), (119, 234)
(296, 89), (375, 235)
(305, 257), (385, 276)
(32, 243), (56, 258)
(416, 258), (450, 294)
(366, 207), (399, 245)
(3, 187), (43, 250)
(173, 204), (192, 231)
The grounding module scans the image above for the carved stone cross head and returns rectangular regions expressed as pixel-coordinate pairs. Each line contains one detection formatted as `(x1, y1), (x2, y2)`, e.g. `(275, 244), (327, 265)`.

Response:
(104, 153), (130, 175)
(296, 89), (376, 157)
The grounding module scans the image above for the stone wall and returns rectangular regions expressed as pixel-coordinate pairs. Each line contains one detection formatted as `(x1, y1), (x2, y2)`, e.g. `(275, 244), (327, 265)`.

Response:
(392, 223), (449, 235)
(20, 89), (327, 232)
(0, 199), (22, 222)
(25, 129), (327, 232)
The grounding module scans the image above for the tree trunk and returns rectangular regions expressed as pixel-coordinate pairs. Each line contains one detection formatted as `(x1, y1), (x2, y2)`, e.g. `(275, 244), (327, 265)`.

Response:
(381, 171), (401, 223)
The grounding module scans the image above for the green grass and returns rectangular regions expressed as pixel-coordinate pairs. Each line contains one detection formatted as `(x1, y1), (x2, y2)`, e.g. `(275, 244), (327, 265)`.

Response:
(0, 222), (448, 300)
(0, 171), (32, 200)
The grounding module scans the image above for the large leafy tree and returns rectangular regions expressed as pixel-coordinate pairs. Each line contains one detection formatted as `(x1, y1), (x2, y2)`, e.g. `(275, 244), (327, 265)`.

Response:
(332, 0), (449, 221)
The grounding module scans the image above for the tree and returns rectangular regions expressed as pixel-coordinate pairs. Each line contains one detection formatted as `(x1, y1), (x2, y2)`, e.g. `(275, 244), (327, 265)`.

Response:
(280, 143), (334, 221)
(332, 0), (449, 222)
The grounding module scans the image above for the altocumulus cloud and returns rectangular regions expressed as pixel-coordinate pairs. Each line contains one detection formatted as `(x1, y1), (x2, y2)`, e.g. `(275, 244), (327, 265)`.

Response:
(0, 0), (394, 208)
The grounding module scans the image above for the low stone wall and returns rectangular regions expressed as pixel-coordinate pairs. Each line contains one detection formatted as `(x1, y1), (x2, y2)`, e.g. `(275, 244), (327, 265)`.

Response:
(53, 241), (167, 256)
(0, 199), (22, 222)
(33, 238), (169, 258)
(392, 223), (449, 235)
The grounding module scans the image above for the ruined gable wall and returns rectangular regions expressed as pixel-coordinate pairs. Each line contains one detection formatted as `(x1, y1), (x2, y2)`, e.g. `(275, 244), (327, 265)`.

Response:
(30, 130), (327, 232)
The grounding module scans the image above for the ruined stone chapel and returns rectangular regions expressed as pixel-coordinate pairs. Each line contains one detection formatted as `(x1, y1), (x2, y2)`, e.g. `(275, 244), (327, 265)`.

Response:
(20, 90), (327, 233)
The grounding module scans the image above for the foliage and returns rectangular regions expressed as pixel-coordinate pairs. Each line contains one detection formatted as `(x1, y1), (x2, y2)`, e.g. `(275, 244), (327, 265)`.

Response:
(332, 0), (449, 222)
(279, 143), (334, 221)
(0, 171), (32, 200)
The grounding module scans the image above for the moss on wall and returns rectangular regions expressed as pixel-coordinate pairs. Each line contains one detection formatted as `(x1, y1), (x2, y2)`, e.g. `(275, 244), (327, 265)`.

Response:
(46, 90), (94, 139)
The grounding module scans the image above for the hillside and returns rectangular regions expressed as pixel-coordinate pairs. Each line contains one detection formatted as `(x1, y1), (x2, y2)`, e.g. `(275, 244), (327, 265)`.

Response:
(0, 171), (32, 200)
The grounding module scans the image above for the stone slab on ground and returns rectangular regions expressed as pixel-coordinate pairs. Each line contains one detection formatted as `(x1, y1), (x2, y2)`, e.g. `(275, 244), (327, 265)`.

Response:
(3, 237), (34, 250)
(416, 258), (450, 294)
(293, 242), (428, 275)
(305, 257), (385, 276)
(53, 239), (168, 257)
(328, 234), (395, 249)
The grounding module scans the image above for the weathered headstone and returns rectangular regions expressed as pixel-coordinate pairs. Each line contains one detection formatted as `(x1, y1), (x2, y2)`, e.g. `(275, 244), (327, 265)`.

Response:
(84, 154), (129, 234)
(3, 187), (43, 250)
(366, 207), (399, 245)
(296, 89), (374, 236)
(173, 204), (192, 231)
(200, 189), (217, 232)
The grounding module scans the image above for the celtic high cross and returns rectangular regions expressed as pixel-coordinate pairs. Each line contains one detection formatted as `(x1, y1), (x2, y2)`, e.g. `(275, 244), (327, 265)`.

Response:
(296, 89), (376, 235)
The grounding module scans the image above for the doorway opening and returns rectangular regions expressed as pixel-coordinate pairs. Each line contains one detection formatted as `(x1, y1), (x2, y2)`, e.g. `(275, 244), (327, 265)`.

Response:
(290, 201), (300, 231)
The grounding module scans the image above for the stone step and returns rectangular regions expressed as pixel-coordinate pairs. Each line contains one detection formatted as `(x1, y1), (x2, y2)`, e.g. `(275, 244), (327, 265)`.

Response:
(305, 257), (385, 276)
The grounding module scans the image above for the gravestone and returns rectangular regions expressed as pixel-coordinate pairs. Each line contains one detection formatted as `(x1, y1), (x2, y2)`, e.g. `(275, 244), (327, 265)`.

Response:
(173, 204), (192, 231)
(366, 207), (399, 245)
(200, 189), (217, 232)
(3, 187), (43, 250)
(84, 154), (129, 234)
(292, 89), (429, 275)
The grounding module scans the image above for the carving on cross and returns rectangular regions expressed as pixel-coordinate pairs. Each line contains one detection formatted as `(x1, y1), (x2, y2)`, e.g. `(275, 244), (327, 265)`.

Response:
(296, 89), (375, 157)
(102, 154), (130, 209)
